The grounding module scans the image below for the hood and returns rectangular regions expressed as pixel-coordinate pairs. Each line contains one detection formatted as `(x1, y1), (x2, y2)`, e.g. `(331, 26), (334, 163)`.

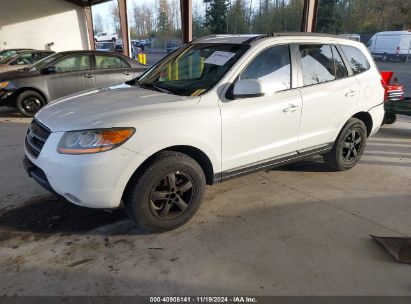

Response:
(35, 83), (200, 132)
(0, 69), (40, 81)
(0, 64), (28, 73)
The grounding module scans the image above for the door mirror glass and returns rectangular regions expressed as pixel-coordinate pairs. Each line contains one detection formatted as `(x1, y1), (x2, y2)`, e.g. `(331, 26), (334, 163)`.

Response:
(233, 79), (266, 99)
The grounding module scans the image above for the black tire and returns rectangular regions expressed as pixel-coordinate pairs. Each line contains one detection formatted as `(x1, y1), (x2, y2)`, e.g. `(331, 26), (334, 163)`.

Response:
(16, 90), (45, 117)
(323, 118), (367, 171)
(124, 151), (206, 233)
(383, 113), (397, 125)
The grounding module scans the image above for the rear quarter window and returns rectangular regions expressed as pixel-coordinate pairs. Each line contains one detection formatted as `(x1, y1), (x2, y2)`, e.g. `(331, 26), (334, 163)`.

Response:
(340, 45), (370, 75)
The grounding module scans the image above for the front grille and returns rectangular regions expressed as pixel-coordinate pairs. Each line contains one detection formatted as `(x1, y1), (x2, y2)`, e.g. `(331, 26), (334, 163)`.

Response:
(25, 119), (51, 158)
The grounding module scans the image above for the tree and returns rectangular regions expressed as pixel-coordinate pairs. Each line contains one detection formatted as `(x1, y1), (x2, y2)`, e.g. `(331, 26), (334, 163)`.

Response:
(227, 0), (248, 34)
(133, 3), (154, 38)
(316, 0), (341, 33)
(93, 13), (104, 34)
(108, 2), (120, 34)
(157, 0), (171, 34)
(193, 0), (210, 37)
(205, 0), (230, 34)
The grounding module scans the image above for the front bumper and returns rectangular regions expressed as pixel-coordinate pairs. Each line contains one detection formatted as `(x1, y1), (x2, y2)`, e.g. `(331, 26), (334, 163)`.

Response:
(23, 156), (56, 194)
(0, 89), (16, 107)
(24, 132), (147, 209)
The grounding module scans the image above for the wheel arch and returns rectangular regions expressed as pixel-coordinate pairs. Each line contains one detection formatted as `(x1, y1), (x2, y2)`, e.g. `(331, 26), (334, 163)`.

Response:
(14, 87), (48, 105)
(122, 145), (216, 203)
(352, 111), (373, 136)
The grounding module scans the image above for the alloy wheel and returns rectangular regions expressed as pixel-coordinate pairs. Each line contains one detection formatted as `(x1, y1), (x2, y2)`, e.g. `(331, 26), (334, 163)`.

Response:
(149, 171), (194, 219)
(23, 96), (42, 114)
(342, 130), (362, 162)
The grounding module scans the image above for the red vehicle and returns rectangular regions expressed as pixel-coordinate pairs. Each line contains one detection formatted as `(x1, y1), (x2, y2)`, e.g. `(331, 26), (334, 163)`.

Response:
(380, 71), (409, 124)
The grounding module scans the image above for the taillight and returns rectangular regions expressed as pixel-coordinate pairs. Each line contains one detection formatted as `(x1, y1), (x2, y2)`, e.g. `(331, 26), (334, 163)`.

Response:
(381, 79), (388, 101)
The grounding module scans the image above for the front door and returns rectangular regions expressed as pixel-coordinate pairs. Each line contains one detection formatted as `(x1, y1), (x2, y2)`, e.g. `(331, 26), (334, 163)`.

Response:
(220, 44), (302, 176)
(46, 54), (95, 100)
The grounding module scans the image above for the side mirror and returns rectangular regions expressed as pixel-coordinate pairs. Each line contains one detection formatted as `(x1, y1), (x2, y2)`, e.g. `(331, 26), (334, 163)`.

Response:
(233, 79), (266, 99)
(41, 66), (56, 74)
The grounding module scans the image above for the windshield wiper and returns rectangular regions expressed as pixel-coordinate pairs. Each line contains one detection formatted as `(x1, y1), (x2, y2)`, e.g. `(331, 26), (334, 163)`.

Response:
(139, 83), (171, 94)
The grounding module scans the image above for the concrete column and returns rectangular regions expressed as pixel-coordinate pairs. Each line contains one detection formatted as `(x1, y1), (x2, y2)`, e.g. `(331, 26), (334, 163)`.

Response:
(180, 0), (192, 43)
(301, 0), (318, 32)
(118, 0), (130, 57)
(84, 5), (95, 50)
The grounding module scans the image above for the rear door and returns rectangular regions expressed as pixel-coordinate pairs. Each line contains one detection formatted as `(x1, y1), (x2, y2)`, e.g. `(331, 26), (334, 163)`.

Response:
(94, 54), (135, 87)
(46, 53), (95, 100)
(339, 44), (382, 111)
(297, 44), (360, 150)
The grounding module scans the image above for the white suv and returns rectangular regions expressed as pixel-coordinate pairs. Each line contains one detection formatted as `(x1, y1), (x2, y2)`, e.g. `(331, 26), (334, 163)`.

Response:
(94, 32), (118, 42)
(23, 34), (385, 232)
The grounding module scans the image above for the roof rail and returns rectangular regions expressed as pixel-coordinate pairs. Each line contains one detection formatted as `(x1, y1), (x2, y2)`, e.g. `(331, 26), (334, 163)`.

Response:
(242, 33), (279, 44)
(242, 32), (352, 44)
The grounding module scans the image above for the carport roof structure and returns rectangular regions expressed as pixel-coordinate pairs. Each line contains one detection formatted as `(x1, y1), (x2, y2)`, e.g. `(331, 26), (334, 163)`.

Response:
(62, 0), (319, 57)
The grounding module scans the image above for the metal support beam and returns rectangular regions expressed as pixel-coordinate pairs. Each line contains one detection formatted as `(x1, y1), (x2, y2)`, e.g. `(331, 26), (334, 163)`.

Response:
(84, 6), (95, 50)
(118, 0), (130, 57)
(301, 0), (318, 32)
(180, 0), (192, 43)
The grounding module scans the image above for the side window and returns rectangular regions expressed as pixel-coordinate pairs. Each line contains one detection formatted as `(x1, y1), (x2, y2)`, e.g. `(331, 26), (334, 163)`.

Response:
(55, 55), (91, 73)
(11, 53), (41, 65)
(331, 45), (348, 79)
(340, 45), (370, 75)
(120, 57), (130, 68)
(95, 55), (129, 69)
(300, 44), (336, 86)
(41, 52), (52, 59)
(239, 44), (291, 93)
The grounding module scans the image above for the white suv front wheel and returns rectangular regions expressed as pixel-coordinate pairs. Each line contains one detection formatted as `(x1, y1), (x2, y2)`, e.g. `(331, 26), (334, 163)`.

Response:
(324, 118), (367, 171)
(124, 151), (206, 232)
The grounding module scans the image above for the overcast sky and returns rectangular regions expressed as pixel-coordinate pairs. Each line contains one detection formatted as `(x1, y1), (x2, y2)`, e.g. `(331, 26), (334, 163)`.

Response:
(91, 0), (206, 33)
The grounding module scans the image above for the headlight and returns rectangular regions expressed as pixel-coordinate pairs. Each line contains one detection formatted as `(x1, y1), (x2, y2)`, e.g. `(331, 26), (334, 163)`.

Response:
(57, 128), (135, 154)
(0, 81), (9, 89)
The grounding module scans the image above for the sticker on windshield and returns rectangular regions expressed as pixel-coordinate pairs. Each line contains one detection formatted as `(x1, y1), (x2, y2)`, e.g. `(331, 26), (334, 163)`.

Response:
(204, 51), (236, 66)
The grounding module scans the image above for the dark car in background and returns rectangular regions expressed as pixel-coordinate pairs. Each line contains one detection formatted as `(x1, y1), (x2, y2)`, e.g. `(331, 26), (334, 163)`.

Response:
(0, 50), (54, 73)
(0, 50), (147, 116)
(166, 40), (180, 53)
(0, 49), (33, 61)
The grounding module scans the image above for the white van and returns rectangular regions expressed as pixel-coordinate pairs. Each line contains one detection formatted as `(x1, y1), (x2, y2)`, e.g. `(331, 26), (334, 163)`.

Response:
(367, 31), (411, 61)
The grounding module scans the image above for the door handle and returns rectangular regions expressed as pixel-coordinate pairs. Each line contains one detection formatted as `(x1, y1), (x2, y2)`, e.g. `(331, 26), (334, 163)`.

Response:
(122, 71), (130, 76)
(84, 73), (94, 78)
(345, 90), (357, 97)
(283, 104), (300, 113)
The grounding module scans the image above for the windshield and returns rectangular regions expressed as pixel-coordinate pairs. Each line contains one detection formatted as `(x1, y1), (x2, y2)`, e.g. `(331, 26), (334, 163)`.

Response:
(28, 53), (64, 71)
(0, 50), (19, 61)
(138, 43), (249, 96)
(0, 54), (18, 64)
